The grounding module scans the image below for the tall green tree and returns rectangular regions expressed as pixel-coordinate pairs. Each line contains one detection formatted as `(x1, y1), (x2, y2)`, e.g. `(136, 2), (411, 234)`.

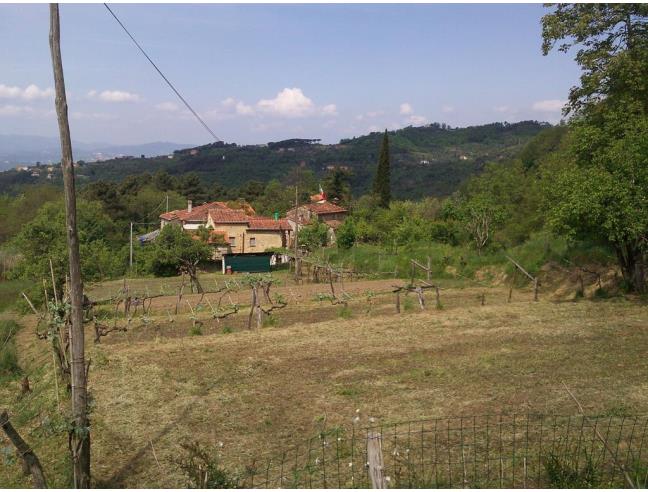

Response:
(323, 167), (352, 204)
(542, 3), (648, 291)
(542, 4), (648, 116)
(372, 130), (391, 208)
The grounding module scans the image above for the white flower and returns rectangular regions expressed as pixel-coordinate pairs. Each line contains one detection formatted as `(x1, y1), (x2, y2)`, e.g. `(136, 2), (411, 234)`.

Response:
(315, 458), (320, 465)
(355, 408), (360, 413)
(385, 476), (391, 482)
(348, 462), (353, 468)
(369, 417), (375, 423)
(353, 416), (360, 423)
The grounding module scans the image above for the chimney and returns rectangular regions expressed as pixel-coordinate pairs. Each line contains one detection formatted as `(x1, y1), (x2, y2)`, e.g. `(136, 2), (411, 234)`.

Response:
(187, 200), (192, 213)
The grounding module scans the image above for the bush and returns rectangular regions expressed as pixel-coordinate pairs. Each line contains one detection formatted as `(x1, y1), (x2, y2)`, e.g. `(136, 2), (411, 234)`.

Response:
(0, 320), (21, 377)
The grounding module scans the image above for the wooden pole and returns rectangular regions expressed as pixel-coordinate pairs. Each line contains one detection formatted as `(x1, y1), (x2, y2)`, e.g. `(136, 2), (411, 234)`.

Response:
(129, 221), (133, 270)
(427, 256), (431, 281)
(49, 4), (90, 487)
(367, 432), (387, 488)
(293, 185), (300, 283)
(1, 411), (48, 488)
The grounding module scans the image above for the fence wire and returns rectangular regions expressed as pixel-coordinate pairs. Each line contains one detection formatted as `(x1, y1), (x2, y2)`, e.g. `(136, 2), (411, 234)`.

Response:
(239, 414), (648, 488)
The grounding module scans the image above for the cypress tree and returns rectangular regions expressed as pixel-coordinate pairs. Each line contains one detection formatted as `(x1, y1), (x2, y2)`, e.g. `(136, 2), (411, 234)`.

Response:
(372, 130), (391, 207)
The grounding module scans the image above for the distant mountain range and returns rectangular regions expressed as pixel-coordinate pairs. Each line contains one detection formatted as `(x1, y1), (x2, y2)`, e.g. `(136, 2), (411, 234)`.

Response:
(0, 121), (551, 199)
(0, 134), (196, 170)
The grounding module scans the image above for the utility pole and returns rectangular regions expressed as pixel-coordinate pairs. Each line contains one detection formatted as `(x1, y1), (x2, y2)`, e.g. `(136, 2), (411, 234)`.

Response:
(129, 222), (133, 269)
(49, 3), (90, 487)
(293, 184), (300, 282)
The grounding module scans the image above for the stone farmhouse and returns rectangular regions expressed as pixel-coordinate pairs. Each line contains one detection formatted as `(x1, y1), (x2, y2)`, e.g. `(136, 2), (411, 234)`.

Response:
(286, 191), (348, 244)
(159, 200), (291, 257)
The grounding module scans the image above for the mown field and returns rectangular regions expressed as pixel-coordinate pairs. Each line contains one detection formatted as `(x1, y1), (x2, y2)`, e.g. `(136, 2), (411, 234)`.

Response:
(1, 273), (647, 487)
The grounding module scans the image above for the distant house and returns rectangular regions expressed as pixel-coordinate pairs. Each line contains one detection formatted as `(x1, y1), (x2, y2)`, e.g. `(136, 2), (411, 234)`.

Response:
(159, 200), (291, 259)
(207, 209), (291, 255)
(286, 193), (348, 244)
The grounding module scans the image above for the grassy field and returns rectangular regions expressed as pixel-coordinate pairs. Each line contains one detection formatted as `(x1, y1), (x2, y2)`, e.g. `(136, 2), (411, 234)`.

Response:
(1, 273), (647, 487)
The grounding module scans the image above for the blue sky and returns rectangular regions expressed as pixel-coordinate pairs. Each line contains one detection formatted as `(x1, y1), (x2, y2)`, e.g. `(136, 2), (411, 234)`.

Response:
(0, 3), (579, 146)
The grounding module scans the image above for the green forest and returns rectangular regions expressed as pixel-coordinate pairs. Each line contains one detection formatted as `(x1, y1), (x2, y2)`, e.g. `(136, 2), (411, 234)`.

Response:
(0, 3), (647, 309)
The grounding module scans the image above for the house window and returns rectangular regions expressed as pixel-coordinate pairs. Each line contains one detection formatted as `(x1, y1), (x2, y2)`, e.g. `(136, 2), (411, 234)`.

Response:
(228, 236), (236, 247)
(249, 237), (256, 247)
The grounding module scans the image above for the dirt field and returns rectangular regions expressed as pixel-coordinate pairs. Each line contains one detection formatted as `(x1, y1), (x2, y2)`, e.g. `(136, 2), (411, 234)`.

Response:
(2, 277), (648, 487)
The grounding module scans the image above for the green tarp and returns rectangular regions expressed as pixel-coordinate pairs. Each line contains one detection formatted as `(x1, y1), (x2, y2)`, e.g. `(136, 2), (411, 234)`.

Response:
(223, 253), (272, 273)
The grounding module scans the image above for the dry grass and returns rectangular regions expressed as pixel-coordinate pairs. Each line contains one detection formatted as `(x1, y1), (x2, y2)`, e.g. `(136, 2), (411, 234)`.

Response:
(1, 278), (647, 487)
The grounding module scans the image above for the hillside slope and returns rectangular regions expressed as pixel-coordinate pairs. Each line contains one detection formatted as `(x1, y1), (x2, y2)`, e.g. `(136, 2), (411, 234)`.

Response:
(0, 121), (548, 199)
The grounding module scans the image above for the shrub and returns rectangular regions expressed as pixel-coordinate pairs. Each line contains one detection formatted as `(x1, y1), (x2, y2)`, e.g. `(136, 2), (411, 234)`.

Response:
(0, 320), (21, 377)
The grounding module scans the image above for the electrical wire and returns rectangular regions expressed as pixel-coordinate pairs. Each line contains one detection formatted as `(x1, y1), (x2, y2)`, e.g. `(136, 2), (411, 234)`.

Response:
(103, 3), (221, 143)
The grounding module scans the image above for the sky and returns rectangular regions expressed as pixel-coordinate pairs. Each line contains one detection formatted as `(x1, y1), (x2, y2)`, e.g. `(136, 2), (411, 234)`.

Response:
(0, 3), (580, 146)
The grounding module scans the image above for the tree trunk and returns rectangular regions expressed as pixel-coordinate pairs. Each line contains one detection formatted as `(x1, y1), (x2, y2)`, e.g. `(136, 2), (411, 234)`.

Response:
(615, 242), (646, 293)
(49, 4), (90, 487)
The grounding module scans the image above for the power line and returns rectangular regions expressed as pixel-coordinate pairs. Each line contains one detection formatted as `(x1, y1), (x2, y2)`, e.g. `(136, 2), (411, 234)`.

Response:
(103, 3), (221, 143)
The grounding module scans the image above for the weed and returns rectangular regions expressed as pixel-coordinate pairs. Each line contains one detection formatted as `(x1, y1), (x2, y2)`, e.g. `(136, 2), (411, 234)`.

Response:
(177, 441), (240, 489)
(543, 451), (600, 488)
(189, 325), (203, 336)
(262, 315), (277, 328)
(337, 386), (362, 398)
(338, 306), (352, 319)
(221, 326), (233, 334)
(403, 297), (414, 312)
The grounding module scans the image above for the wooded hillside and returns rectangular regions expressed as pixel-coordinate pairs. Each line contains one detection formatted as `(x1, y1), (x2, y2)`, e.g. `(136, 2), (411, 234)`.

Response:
(0, 120), (548, 199)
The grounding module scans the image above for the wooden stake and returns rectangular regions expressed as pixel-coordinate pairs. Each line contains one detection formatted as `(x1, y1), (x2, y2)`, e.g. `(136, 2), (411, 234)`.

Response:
(1, 410), (48, 488)
(49, 4), (90, 486)
(367, 432), (386, 489)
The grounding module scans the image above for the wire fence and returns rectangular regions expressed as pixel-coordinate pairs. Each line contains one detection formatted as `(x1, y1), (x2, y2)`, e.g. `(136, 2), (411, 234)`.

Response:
(238, 414), (648, 488)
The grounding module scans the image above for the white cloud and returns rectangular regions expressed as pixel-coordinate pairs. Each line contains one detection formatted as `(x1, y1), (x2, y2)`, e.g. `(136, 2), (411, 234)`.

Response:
(493, 105), (510, 113)
(441, 105), (455, 113)
(235, 101), (255, 115)
(257, 87), (315, 117)
(399, 103), (413, 115)
(532, 99), (566, 112)
(408, 114), (428, 125)
(217, 97), (255, 116)
(155, 101), (179, 112)
(0, 84), (53, 100)
(70, 111), (116, 121)
(356, 110), (384, 121)
(0, 104), (34, 116)
(210, 89), (335, 120)
(88, 89), (141, 103)
(321, 104), (337, 116)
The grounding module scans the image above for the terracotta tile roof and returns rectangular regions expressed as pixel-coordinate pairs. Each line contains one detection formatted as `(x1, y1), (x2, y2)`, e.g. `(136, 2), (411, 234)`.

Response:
(246, 218), (291, 230)
(285, 210), (311, 226)
(208, 209), (250, 224)
(160, 201), (229, 222)
(307, 201), (347, 214)
(286, 201), (348, 217)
